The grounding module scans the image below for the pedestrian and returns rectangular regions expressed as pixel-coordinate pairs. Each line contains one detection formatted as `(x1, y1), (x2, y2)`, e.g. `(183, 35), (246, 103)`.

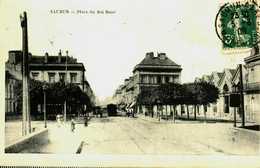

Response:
(84, 115), (88, 127)
(71, 118), (75, 132)
(131, 109), (134, 118)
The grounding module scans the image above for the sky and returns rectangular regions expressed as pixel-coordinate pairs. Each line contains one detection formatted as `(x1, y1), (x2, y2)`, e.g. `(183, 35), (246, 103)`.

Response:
(0, 0), (251, 101)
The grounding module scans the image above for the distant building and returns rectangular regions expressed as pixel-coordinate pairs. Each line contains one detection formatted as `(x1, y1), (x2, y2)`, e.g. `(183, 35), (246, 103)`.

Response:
(5, 50), (95, 116)
(113, 52), (182, 114)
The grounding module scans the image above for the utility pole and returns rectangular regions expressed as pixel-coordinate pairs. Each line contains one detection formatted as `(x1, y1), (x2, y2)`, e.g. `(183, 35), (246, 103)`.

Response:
(64, 50), (68, 123)
(20, 12), (31, 135)
(43, 84), (47, 128)
(239, 64), (245, 127)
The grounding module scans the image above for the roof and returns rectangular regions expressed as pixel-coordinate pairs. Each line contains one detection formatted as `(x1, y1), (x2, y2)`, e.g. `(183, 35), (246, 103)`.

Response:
(218, 68), (236, 87)
(7, 50), (85, 71)
(31, 55), (77, 64)
(244, 44), (260, 64)
(133, 52), (181, 72)
(217, 72), (223, 78)
(138, 56), (179, 66)
(229, 69), (236, 76)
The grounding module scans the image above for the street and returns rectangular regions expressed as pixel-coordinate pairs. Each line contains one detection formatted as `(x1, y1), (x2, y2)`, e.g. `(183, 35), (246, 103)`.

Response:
(5, 116), (260, 154)
(78, 116), (259, 155)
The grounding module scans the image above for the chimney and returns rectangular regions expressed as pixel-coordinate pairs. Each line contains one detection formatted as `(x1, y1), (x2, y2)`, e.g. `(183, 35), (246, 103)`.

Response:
(66, 50), (69, 63)
(58, 49), (62, 63)
(124, 78), (129, 85)
(44, 52), (48, 63)
(158, 52), (166, 60)
(145, 52), (154, 59)
(8, 50), (23, 64)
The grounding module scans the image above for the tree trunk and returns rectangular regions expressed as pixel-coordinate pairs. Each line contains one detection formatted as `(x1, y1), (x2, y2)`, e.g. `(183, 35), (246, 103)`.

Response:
(186, 105), (189, 119)
(166, 105), (168, 120)
(174, 105), (177, 120)
(204, 105), (207, 122)
(181, 105), (183, 116)
(194, 105), (197, 120)
(156, 104), (158, 118)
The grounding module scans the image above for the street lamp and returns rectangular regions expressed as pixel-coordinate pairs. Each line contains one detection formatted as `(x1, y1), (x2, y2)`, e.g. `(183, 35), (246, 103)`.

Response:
(43, 83), (47, 128)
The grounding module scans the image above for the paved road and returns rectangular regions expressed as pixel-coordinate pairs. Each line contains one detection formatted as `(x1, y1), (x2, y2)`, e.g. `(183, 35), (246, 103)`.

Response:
(80, 117), (260, 155)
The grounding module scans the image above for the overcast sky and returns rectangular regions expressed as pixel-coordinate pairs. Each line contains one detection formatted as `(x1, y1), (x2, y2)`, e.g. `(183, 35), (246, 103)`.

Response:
(0, 0), (250, 100)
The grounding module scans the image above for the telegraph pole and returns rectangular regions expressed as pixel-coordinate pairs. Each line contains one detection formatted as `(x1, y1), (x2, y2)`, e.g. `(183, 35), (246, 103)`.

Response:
(20, 12), (31, 135)
(64, 50), (68, 123)
(239, 64), (245, 127)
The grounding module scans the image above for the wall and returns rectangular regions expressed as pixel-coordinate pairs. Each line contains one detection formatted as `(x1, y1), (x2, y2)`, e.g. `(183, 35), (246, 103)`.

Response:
(5, 128), (48, 153)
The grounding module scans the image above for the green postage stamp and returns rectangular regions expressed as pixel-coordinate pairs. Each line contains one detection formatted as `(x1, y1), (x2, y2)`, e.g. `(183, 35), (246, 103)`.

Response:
(215, 0), (259, 50)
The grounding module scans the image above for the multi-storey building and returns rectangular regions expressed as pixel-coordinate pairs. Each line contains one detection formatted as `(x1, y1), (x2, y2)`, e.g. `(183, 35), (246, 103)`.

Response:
(194, 45), (260, 124)
(5, 50), (95, 116)
(244, 45), (260, 124)
(113, 52), (182, 114)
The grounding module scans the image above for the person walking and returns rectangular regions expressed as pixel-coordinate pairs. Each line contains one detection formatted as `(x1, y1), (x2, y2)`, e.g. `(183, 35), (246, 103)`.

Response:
(71, 118), (75, 132)
(84, 115), (88, 127)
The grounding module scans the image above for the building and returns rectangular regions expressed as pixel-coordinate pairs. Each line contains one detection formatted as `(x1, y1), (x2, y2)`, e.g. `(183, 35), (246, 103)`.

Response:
(194, 45), (260, 124)
(244, 45), (260, 124)
(5, 50), (95, 116)
(216, 68), (237, 119)
(113, 52), (182, 115)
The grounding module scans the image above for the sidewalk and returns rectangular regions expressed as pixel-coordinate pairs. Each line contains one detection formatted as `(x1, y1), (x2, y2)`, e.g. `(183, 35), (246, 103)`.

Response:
(5, 120), (84, 153)
(5, 120), (45, 146)
(137, 114), (201, 124)
(29, 123), (83, 153)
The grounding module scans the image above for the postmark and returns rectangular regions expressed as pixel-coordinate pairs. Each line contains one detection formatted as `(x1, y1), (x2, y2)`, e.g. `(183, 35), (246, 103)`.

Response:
(215, 0), (260, 50)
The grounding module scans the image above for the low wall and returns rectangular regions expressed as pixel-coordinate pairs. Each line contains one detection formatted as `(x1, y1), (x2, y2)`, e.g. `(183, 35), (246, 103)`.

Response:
(5, 128), (48, 153)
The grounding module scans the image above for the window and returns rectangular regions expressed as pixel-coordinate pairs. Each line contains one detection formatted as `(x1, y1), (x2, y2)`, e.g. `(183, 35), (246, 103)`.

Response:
(48, 73), (55, 83)
(213, 106), (217, 113)
(165, 76), (169, 83)
(140, 75), (144, 83)
(151, 76), (155, 84)
(32, 72), (39, 80)
(59, 73), (66, 82)
(157, 76), (161, 84)
(70, 73), (77, 83)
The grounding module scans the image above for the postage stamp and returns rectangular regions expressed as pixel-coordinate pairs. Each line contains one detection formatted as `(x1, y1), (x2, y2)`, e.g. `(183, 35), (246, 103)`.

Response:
(215, 0), (260, 50)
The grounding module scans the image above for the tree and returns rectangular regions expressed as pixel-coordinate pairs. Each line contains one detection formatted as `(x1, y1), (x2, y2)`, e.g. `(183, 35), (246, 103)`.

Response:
(136, 86), (158, 116)
(157, 83), (183, 120)
(196, 82), (219, 121)
(182, 83), (198, 119)
(12, 79), (94, 118)
(182, 82), (219, 121)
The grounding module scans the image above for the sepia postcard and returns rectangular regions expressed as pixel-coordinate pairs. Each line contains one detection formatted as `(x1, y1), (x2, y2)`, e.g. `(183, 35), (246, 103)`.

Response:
(1, 0), (260, 167)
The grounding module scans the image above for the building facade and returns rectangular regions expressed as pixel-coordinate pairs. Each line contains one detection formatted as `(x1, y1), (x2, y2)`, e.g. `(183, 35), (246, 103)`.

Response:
(244, 45), (260, 124)
(5, 50), (95, 116)
(194, 45), (260, 124)
(113, 52), (182, 114)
